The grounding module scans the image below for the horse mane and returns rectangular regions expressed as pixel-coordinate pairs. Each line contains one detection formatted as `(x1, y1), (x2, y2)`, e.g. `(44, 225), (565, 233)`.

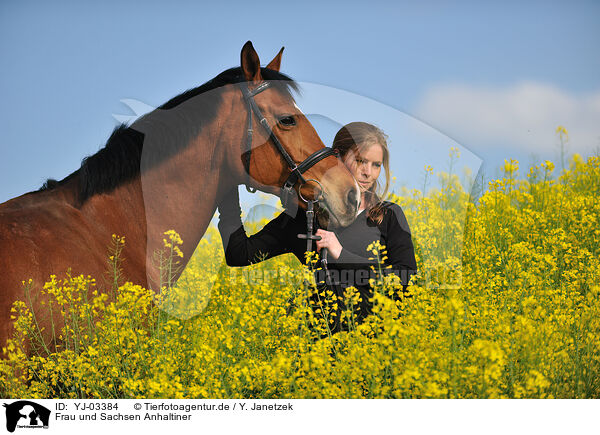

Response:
(38, 67), (298, 204)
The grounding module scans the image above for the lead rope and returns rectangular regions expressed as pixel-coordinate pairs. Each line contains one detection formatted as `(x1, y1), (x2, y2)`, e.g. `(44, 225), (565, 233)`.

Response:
(296, 192), (335, 293)
(295, 181), (345, 343)
(297, 197), (319, 252)
(298, 196), (344, 343)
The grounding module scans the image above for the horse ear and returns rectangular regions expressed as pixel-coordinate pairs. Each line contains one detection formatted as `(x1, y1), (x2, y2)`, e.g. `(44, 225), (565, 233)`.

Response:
(266, 47), (284, 72)
(241, 41), (262, 84)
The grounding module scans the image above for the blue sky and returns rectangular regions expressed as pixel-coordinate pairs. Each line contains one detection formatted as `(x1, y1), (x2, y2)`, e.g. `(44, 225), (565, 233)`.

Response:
(1, 0), (599, 205)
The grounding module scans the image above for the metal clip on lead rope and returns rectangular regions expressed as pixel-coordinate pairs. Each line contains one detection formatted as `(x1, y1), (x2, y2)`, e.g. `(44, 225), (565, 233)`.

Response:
(296, 180), (323, 253)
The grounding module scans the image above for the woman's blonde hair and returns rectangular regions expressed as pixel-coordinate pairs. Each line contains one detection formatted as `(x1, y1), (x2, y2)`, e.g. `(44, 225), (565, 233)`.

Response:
(332, 122), (390, 224)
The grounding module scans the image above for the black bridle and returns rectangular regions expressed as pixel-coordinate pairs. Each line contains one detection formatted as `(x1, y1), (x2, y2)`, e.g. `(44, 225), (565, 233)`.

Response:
(240, 80), (338, 291)
(239, 81), (336, 207)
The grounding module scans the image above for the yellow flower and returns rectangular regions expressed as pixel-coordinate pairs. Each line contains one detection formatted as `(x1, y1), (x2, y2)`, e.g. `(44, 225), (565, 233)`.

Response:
(2, 152), (598, 400)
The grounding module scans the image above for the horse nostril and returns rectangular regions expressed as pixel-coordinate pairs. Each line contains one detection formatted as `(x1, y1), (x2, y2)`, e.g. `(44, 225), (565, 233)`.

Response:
(347, 188), (359, 211)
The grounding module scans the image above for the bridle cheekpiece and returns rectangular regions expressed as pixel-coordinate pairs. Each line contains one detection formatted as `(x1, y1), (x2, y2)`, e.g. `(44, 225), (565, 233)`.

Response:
(239, 81), (337, 208)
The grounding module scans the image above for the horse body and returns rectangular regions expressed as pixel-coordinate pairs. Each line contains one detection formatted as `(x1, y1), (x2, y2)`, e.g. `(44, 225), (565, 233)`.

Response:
(0, 42), (360, 348)
(0, 175), (145, 344)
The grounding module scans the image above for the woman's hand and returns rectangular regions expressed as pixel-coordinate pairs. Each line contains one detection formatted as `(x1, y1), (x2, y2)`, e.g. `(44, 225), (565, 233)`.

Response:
(315, 229), (343, 260)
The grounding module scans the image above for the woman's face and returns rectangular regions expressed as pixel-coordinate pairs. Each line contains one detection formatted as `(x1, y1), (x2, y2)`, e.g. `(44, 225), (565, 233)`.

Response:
(343, 143), (384, 194)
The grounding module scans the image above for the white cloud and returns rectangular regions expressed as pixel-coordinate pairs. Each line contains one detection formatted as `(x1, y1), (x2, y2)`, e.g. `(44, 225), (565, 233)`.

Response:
(415, 82), (600, 156)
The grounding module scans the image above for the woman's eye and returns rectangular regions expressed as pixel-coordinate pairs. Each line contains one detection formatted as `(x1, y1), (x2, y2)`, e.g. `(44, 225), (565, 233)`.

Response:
(278, 115), (296, 127)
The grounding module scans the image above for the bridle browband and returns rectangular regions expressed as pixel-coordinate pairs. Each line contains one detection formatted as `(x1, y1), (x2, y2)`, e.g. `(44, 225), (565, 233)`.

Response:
(239, 81), (337, 206)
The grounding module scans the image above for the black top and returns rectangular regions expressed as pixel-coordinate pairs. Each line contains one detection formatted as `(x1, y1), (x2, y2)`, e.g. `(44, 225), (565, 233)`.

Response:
(218, 201), (417, 331)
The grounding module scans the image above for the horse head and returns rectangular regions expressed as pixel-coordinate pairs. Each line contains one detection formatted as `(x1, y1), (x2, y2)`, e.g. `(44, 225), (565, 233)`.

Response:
(225, 42), (360, 227)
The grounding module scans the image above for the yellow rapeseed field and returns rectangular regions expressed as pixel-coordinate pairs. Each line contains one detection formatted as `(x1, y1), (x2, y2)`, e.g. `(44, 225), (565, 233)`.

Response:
(1, 152), (599, 398)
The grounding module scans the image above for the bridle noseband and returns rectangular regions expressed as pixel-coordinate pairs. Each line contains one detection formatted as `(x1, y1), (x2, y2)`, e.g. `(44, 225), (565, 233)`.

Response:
(239, 81), (336, 207)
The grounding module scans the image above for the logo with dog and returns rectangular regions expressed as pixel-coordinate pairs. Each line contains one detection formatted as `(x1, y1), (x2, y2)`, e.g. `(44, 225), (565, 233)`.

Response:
(3, 401), (50, 432)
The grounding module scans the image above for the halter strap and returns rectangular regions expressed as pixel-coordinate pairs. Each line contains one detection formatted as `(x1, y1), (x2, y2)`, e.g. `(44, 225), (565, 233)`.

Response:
(241, 82), (298, 168)
(280, 147), (336, 204)
(239, 81), (337, 207)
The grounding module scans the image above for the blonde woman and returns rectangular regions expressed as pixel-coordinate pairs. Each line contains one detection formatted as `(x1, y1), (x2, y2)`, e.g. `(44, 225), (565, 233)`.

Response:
(218, 122), (417, 332)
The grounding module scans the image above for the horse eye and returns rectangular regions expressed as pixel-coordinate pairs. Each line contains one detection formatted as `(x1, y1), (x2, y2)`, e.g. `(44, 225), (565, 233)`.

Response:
(278, 115), (296, 127)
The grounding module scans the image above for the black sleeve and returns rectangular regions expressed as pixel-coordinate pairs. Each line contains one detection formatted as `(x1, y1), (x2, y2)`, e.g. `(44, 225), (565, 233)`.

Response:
(218, 211), (295, 267)
(382, 203), (418, 286)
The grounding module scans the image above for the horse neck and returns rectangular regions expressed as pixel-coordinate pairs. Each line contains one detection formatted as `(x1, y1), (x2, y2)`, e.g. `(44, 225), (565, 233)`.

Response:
(142, 138), (221, 249)
(134, 108), (242, 289)
(81, 89), (245, 289)
(80, 144), (224, 290)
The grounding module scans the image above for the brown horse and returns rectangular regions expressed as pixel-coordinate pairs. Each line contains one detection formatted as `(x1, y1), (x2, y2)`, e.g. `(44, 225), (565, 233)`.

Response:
(0, 42), (360, 347)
